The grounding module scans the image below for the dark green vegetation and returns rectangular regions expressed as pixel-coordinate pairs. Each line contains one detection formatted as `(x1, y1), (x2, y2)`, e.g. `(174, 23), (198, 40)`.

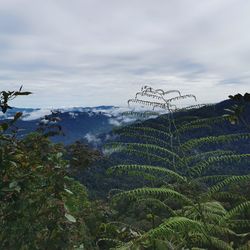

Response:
(1, 87), (250, 249)
(0, 89), (101, 249)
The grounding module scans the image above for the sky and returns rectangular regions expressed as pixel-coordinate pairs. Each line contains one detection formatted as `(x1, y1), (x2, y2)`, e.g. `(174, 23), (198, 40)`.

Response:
(0, 0), (250, 108)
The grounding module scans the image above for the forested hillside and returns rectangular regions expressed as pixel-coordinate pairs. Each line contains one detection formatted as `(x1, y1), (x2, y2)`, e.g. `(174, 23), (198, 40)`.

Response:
(1, 88), (250, 249)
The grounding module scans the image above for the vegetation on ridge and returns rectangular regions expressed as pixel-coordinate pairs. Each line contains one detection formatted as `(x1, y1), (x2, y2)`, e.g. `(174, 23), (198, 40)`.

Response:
(0, 86), (250, 249)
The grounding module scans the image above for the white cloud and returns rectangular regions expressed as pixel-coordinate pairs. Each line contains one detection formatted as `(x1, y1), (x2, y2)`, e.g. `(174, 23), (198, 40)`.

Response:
(22, 109), (51, 121)
(0, 0), (250, 108)
(84, 132), (101, 146)
(108, 118), (121, 126)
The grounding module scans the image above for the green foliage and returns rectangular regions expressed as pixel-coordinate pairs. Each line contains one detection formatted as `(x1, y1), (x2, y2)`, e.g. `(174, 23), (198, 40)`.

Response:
(0, 88), (98, 249)
(104, 89), (250, 249)
(0, 86), (32, 113)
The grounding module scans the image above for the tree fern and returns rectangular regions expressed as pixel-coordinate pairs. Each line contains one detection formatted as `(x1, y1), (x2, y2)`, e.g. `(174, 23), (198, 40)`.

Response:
(104, 87), (250, 249)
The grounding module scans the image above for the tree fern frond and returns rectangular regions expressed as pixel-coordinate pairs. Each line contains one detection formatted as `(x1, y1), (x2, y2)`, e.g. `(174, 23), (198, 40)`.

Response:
(125, 170), (158, 181)
(128, 98), (168, 110)
(229, 219), (250, 230)
(115, 126), (172, 140)
(107, 165), (187, 183)
(166, 94), (197, 103)
(181, 150), (235, 166)
(109, 148), (173, 167)
(146, 217), (203, 240)
(182, 201), (226, 222)
(105, 142), (179, 159)
(136, 198), (177, 216)
(190, 233), (234, 250)
(174, 123), (212, 135)
(212, 192), (247, 203)
(189, 154), (250, 176)
(174, 116), (225, 135)
(121, 111), (160, 118)
(208, 175), (250, 196)
(135, 91), (164, 100)
(112, 188), (193, 205)
(176, 116), (225, 131)
(173, 103), (214, 113)
(118, 132), (170, 148)
(181, 133), (250, 152)
(195, 175), (233, 184)
(224, 201), (250, 220)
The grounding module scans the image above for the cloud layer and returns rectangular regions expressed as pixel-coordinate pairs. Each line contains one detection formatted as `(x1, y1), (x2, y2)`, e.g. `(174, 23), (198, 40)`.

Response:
(0, 0), (250, 108)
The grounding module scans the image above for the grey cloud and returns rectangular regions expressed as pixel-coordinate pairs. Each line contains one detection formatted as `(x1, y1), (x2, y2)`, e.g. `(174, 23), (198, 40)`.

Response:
(0, 0), (250, 108)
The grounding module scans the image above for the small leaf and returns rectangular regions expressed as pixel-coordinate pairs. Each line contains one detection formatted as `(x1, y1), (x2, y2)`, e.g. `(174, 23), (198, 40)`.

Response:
(64, 188), (73, 194)
(56, 152), (63, 158)
(14, 91), (32, 96)
(9, 181), (18, 189)
(15, 186), (21, 193)
(13, 112), (23, 122)
(65, 213), (76, 223)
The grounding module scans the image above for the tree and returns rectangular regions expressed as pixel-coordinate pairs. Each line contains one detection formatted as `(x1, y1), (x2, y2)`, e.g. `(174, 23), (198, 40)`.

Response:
(0, 87), (97, 249)
(102, 87), (250, 249)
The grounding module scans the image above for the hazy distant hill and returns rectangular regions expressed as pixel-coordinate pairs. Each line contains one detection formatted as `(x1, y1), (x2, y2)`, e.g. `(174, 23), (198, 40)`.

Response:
(0, 106), (137, 145)
(2, 99), (249, 147)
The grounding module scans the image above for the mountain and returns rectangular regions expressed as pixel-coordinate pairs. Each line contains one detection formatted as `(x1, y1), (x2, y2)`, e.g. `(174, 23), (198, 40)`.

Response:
(78, 99), (250, 198)
(0, 106), (138, 145)
(2, 99), (249, 147)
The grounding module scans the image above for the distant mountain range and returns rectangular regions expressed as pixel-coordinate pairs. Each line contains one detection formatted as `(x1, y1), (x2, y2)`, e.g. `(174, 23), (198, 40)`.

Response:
(1, 99), (249, 147)
(0, 106), (139, 145)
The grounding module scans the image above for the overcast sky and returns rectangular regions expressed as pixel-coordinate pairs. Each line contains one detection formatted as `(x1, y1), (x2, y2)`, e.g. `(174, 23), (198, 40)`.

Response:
(0, 0), (250, 108)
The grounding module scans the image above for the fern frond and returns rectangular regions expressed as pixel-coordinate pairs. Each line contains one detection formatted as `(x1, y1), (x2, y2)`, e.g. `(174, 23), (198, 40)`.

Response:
(161, 89), (181, 96)
(126, 170), (158, 181)
(166, 94), (197, 103)
(115, 126), (172, 140)
(208, 175), (250, 196)
(173, 103), (214, 113)
(135, 92), (164, 100)
(181, 133), (250, 152)
(182, 201), (226, 222)
(109, 148), (173, 167)
(174, 123), (212, 135)
(189, 154), (250, 176)
(190, 233), (234, 250)
(105, 142), (179, 159)
(136, 198), (177, 216)
(118, 132), (170, 148)
(113, 188), (193, 205)
(176, 116), (225, 132)
(212, 192), (247, 203)
(229, 219), (250, 230)
(142, 121), (170, 132)
(128, 98), (168, 110)
(224, 201), (250, 220)
(173, 115), (225, 135)
(146, 217), (203, 239)
(121, 111), (160, 118)
(107, 165), (187, 183)
(195, 175), (233, 184)
(181, 150), (235, 166)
